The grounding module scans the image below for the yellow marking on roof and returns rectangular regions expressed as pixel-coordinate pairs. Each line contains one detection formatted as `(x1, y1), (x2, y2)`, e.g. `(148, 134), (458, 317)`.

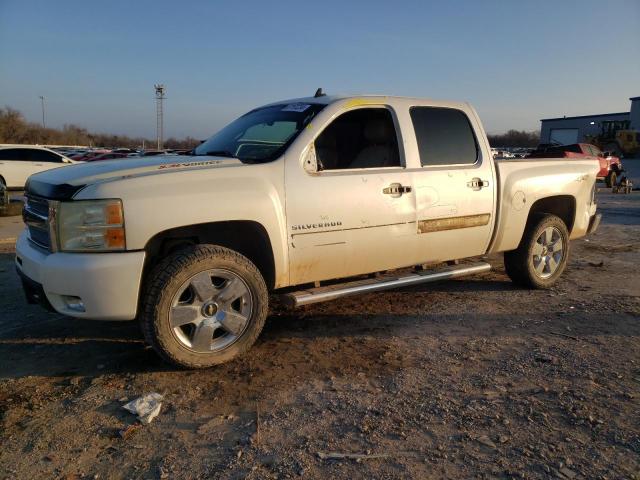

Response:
(344, 97), (387, 108)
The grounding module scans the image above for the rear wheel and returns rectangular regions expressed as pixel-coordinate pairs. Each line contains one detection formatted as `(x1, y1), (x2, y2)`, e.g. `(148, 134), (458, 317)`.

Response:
(140, 244), (268, 368)
(504, 214), (570, 289)
(605, 170), (617, 188)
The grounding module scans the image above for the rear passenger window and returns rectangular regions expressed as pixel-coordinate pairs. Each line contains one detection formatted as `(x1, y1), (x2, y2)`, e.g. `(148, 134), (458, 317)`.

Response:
(29, 150), (63, 163)
(410, 107), (478, 166)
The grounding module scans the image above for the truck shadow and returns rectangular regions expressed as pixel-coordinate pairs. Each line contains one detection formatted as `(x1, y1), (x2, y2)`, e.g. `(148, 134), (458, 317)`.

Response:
(1, 304), (638, 379)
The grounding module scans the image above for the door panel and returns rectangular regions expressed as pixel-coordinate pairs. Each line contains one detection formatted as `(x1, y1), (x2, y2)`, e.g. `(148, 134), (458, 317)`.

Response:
(0, 149), (29, 188)
(409, 106), (496, 262)
(14, 162), (33, 187)
(26, 150), (64, 177)
(414, 165), (494, 263)
(285, 106), (419, 285)
(286, 168), (416, 284)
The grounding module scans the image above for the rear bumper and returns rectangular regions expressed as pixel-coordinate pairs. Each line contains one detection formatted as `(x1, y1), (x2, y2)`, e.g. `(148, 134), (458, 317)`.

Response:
(597, 165), (624, 178)
(15, 230), (145, 320)
(587, 213), (602, 235)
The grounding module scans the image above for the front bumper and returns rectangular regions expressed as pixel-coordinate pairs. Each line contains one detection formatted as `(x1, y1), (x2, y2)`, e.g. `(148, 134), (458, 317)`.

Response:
(15, 230), (145, 320)
(17, 267), (55, 311)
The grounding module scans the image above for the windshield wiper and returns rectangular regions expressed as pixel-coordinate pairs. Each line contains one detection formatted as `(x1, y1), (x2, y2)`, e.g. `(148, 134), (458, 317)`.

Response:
(204, 150), (238, 158)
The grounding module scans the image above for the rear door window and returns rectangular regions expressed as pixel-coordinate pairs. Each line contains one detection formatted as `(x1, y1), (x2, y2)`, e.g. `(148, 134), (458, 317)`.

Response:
(410, 107), (478, 166)
(28, 150), (64, 162)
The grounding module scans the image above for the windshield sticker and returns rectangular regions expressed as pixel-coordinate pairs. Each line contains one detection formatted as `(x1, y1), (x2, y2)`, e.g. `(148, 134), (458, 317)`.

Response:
(158, 160), (223, 170)
(282, 103), (311, 112)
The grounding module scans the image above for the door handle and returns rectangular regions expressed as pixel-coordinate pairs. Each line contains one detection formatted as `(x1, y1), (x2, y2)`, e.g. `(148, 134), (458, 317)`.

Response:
(34, 163), (43, 166)
(467, 177), (490, 191)
(383, 182), (412, 198)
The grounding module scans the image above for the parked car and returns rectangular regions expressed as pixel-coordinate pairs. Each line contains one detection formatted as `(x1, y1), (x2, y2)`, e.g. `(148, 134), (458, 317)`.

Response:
(87, 153), (129, 162)
(490, 148), (515, 159)
(70, 150), (112, 162)
(0, 146), (81, 189)
(16, 94), (600, 368)
(138, 150), (166, 157)
(528, 143), (623, 187)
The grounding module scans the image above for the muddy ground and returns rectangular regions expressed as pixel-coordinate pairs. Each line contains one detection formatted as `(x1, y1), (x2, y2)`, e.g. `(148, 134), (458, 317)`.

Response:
(1, 189), (639, 479)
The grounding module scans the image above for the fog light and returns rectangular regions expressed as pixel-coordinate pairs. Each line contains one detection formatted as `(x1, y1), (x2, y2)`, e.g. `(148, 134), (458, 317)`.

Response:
(62, 295), (85, 312)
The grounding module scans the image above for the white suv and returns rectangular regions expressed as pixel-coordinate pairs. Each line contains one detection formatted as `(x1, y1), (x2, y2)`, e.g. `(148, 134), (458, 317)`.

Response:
(0, 146), (80, 189)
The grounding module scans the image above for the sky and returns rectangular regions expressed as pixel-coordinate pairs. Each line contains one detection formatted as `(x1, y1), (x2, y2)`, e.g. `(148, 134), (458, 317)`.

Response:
(1, 0), (639, 139)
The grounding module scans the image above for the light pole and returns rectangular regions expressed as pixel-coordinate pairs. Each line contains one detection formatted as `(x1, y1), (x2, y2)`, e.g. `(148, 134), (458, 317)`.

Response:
(154, 85), (166, 150)
(38, 95), (46, 128)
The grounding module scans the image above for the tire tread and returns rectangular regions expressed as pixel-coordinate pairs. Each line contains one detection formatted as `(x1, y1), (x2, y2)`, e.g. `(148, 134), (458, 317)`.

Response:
(504, 214), (569, 289)
(140, 244), (268, 369)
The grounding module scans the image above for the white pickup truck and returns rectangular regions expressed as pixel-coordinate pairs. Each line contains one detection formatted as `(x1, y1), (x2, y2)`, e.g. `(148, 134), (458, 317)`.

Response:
(16, 93), (601, 368)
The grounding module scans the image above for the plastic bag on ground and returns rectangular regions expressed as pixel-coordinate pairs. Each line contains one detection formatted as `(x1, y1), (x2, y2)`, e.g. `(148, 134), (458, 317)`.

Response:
(122, 392), (163, 424)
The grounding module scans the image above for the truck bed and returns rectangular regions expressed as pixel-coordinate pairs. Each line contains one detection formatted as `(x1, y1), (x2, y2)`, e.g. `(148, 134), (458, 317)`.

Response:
(489, 157), (600, 253)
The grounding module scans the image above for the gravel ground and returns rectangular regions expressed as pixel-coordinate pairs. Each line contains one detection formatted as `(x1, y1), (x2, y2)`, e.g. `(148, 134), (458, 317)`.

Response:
(0, 187), (639, 479)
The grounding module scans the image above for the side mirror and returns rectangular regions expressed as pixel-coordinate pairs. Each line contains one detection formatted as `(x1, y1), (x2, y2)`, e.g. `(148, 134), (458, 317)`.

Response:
(303, 144), (318, 174)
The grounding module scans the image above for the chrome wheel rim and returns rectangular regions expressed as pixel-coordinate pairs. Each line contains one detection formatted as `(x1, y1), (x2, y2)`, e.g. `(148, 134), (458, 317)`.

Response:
(170, 269), (252, 353)
(532, 226), (564, 279)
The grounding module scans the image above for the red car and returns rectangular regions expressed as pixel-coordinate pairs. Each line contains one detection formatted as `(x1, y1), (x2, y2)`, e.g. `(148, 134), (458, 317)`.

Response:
(70, 150), (112, 162)
(86, 152), (129, 162)
(528, 143), (623, 187)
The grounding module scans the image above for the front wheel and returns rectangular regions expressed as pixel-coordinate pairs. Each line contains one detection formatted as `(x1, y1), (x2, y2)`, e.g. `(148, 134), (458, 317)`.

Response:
(504, 214), (570, 289)
(605, 170), (617, 188)
(140, 244), (268, 368)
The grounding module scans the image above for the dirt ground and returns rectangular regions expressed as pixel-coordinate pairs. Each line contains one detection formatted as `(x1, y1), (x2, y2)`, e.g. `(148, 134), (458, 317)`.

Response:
(1, 188), (639, 479)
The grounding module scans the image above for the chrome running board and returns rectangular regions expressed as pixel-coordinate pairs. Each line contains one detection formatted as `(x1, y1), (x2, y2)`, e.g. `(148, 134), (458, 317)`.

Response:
(280, 262), (491, 307)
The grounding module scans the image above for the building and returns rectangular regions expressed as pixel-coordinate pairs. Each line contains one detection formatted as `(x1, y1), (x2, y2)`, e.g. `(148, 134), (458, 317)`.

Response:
(540, 96), (640, 145)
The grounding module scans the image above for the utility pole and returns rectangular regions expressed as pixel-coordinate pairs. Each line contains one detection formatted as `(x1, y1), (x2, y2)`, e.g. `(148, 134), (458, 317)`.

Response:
(39, 95), (46, 128)
(154, 84), (166, 150)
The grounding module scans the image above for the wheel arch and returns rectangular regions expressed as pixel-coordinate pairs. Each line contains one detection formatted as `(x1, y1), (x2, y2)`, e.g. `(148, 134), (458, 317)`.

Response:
(143, 220), (276, 290)
(526, 195), (576, 233)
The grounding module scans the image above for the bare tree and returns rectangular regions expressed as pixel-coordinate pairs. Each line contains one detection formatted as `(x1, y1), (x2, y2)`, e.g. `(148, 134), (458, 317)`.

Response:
(487, 130), (540, 148)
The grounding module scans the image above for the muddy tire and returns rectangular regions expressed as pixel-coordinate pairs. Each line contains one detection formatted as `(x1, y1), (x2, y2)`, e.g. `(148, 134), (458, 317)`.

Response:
(605, 170), (617, 188)
(140, 244), (268, 368)
(504, 214), (570, 289)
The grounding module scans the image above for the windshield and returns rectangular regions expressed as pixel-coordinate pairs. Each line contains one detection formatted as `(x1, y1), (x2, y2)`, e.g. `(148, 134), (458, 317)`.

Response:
(194, 103), (326, 163)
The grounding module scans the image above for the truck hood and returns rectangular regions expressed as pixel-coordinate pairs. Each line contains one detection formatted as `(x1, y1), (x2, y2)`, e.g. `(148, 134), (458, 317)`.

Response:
(25, 155), (245, 199)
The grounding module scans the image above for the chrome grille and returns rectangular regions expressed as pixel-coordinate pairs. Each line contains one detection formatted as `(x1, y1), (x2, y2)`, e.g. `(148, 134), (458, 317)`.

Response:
(23, 195), (51, 251)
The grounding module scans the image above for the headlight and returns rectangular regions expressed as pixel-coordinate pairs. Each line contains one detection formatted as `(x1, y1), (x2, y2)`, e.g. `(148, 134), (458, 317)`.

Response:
(55, 199), (126, 252)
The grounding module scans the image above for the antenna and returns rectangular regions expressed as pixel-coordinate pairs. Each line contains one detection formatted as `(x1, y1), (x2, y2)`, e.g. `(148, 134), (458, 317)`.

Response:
(154, 84), (166, 150)
(314, 88), (325, 98)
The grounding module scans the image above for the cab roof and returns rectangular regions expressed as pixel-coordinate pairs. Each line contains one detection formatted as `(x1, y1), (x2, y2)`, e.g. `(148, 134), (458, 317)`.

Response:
(263, 94), (472, 111)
